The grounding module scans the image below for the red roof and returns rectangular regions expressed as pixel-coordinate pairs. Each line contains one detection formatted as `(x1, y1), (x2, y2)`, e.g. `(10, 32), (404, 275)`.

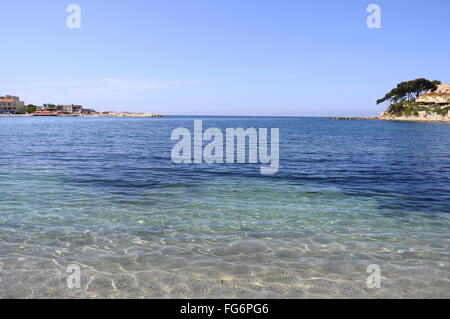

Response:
(419, 92), (450, 98)
(0, 98), (15, 103)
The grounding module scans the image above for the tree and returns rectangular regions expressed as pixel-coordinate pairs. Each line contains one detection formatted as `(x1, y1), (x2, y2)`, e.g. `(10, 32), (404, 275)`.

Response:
(377, 78), (441, 106)
(25, 105), (37, 113)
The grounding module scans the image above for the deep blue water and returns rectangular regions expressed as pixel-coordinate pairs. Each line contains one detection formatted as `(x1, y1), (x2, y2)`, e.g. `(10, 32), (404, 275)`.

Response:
(0, 116), (449, 298)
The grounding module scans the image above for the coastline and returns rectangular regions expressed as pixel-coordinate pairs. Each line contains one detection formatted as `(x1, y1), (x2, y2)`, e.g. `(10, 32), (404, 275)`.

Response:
(377, 113), (450, 122)
(332, 115), (450, 123)
(0, 112), (163, 118)
(2, 113), (449, 122)
(378, 118), (450, 123)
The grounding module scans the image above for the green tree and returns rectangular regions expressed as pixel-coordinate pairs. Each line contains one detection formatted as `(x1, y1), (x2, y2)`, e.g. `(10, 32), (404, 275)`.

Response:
(25, 105), (37, 113)
(377, 78), (441, 115)
(377, 78), (441, 105)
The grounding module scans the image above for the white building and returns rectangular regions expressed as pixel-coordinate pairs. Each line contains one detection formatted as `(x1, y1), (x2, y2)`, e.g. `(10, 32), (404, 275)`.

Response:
(0, 95), (25, 114)
(416, 84), (450, 106)
(62, 104), (82, 114)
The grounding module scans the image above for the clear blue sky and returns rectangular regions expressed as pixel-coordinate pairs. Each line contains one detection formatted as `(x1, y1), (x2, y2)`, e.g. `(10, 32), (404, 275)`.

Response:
(1, 0), (449, 116)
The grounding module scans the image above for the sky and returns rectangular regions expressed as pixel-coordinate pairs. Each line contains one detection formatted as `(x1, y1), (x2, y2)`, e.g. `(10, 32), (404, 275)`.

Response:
(1, 0), (449, 116)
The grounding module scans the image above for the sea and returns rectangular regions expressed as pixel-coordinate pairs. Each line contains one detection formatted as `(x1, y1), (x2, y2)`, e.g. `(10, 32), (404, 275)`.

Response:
(0, 116), (449, 298)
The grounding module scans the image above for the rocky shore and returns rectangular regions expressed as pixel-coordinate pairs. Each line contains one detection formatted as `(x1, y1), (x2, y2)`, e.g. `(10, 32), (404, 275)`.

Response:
(378, 111), (450, 122)
(88, 112), (163, 118)
(331, 113), (450, 123)
(331, 116), (378, 120)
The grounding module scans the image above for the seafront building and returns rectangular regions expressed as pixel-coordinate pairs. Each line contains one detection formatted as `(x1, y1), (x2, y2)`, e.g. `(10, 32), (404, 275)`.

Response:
(379, 83), (450, 121)
(0, 95), (25, 114)
(416, 84), (450, 106)
(37, 104), (96, 116)
(0, 96), (161, 117)
(62, 104), (82, 114)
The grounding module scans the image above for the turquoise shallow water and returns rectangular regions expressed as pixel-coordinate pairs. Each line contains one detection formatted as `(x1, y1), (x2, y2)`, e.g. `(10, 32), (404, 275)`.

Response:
(0, 116), (449, 298)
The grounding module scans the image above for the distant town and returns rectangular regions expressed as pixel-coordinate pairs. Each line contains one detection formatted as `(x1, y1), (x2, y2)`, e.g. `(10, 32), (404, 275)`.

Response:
(0, 95), (162, 117)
